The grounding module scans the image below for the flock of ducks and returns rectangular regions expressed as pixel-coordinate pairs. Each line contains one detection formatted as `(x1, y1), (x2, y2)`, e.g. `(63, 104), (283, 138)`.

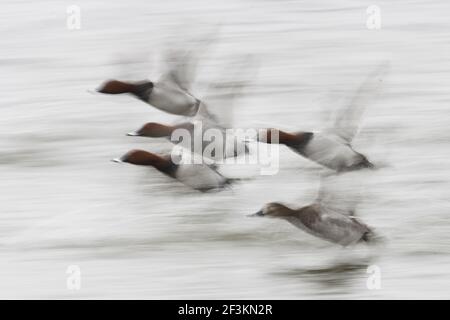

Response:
(96, 50), (387, 247)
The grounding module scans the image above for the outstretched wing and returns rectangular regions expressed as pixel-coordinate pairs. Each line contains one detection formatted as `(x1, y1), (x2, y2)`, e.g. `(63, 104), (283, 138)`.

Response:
(158, 28), (219, 93)
(196, 55), (259, 128)
(328, 62), (389, 143)
(315, 171), (364, 217)
(158, 48), (201, 93)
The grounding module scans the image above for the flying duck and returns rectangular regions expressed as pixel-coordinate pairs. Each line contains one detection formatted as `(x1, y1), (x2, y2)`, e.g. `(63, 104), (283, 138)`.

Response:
(112, 149), (232, 191)
(255, 63), (388, 172)
(250, 202), (374, 246)
(126, 57), (257, 160)
(97, 48), (203, 116)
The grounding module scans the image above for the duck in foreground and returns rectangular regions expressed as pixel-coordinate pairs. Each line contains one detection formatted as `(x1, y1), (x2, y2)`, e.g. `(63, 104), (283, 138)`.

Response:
(250, 202), (375, 246)
(112, 149), (231, 192)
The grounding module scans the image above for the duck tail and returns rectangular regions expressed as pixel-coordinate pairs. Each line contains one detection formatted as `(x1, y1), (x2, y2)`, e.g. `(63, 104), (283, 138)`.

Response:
(224, 177), (241, 186)
(360, 230), (384, 245)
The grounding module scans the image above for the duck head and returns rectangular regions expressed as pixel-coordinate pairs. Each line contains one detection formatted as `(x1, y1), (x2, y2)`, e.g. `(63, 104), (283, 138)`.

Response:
(97, 80), (135, 94)
(97, 80), (154, 95)
(257, 129), (312, 147)
(112, 149), (171, 169)
(249, 202), (294, 218)
(127, 122), (175, 137)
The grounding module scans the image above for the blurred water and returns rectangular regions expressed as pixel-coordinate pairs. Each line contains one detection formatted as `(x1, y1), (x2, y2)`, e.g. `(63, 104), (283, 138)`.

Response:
(1, 0), (450, 299)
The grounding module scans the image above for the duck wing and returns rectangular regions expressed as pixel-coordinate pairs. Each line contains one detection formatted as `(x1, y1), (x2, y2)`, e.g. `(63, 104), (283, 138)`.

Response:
(157, 29), (218, 93)
(157, 48), (202, 93)
(315, 172), (362, 217)
(288, 205), (361, 245)
(196, 55), (258, 129)
(174, 153), (228, 191)
(311, 211), (371, 245)
(326, 62), (389, 143)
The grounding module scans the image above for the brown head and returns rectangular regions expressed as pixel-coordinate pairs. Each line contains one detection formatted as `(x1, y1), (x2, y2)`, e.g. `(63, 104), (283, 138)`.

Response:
(97, 80), (135, 94)
(112, 149), (173, 172)
(248, 202), (295, 219)
(127, 122), (175, 138)
(258, 129), (313, 147)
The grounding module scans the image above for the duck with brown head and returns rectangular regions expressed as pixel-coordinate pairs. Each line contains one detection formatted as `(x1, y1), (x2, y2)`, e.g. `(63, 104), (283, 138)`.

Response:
(250, 170), (379, 247)
(97, 77), (199, 116)
(250, 201), (375, 246)
(126, 119), (249, 161)
(256, 128), (374, 172)
(112, 149), (231, 192)
(97, 47), (202, 116)
(254, 63), (387, 172)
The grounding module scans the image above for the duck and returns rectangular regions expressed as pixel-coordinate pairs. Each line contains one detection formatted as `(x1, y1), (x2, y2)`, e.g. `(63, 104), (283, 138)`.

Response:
(97, 79), (200, 117)
(256, 128), (373, 172)
(126, 117), (248, 160)
(126, 58), (256, 160)
(254, 63), (388, 172)
(250, 202), (375, 246)
(97, 48), (202, 116)
(249, 170), (378, 246)
(112, 149), (231, 191)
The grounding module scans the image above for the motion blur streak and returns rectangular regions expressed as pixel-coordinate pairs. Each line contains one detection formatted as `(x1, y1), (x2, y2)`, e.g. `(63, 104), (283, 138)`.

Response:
(1, 0), (450, 299)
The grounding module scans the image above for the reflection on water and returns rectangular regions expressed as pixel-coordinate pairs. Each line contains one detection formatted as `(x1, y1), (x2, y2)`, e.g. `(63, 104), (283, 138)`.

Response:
(1, 0), (450, 299)
(275, 262), (370, 291)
